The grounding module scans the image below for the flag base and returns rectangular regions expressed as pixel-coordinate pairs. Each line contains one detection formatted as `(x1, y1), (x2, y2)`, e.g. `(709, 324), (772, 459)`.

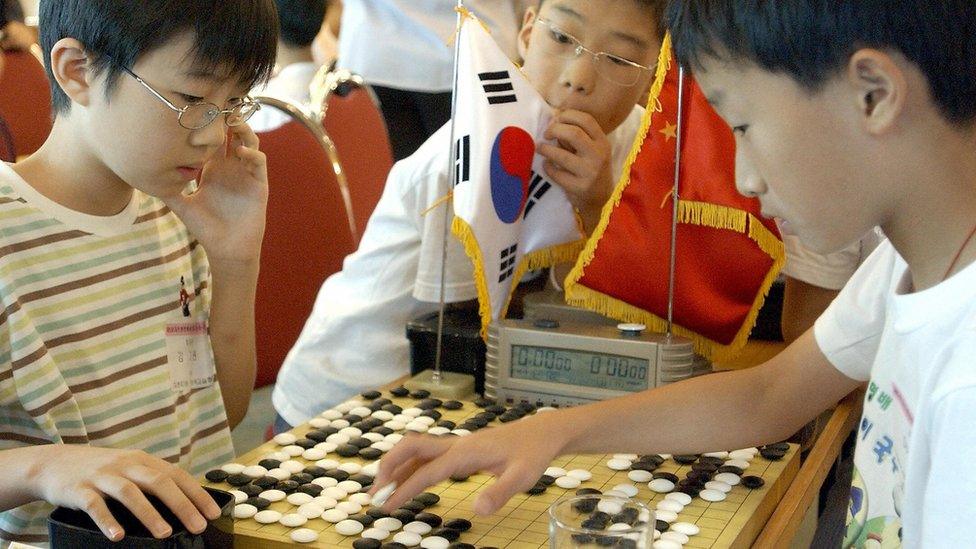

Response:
(404, 370), (476, 400)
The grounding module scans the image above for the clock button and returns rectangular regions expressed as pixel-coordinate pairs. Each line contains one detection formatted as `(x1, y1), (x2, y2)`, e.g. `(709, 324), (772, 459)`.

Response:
(617, 323), (646, 336)
(533, 318), (560, 329)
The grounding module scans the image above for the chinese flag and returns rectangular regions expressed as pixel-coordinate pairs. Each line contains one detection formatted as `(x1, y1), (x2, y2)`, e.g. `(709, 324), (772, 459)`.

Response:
(564, 35), (784, 362)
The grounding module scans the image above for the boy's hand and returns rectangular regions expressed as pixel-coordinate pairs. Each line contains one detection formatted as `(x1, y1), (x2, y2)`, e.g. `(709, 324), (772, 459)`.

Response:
(163, 123), (268, 265)
(370, 414), (569, 516)
(29, 446), (221, 541)
(538, 110), (615, 234)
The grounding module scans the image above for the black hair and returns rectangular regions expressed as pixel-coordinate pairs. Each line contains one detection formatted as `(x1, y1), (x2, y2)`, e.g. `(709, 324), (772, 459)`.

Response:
(275, 0), (326, 48)
(666, 0), (976, 126)
(39, 0), (279, 115)
(537, 0), (667, 37)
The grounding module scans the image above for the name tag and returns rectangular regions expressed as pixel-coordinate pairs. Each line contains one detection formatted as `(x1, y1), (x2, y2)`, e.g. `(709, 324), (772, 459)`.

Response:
(166, 321), (216, 392)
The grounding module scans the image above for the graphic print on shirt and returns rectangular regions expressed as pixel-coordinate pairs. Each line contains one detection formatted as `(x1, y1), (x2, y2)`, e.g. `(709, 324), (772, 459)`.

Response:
(179, 275), (192, 317)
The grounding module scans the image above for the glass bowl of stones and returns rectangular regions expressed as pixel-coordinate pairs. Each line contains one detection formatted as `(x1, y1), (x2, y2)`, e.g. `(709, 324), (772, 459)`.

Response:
(549, 494), (654, 548)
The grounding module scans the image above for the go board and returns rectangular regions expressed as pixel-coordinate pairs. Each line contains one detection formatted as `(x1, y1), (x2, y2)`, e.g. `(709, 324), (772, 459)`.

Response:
(203, 389), (799, 548)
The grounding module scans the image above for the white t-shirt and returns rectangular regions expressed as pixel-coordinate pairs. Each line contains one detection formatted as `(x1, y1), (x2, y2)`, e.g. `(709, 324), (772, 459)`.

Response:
(815, 240), (976, 547)
(249, 61), (322, 133)
(782, 228), (885, 290)
(272, 106), (646, 425)
(337, 0), (531, 92)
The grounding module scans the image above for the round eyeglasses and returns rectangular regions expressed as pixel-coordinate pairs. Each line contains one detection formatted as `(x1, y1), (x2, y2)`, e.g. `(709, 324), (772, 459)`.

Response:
(119, 65), (260, 130)
(535, 17), (655, 87)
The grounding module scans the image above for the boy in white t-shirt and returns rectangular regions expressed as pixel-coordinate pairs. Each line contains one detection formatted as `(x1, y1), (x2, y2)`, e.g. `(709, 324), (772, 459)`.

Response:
(374, 1), (976, 545)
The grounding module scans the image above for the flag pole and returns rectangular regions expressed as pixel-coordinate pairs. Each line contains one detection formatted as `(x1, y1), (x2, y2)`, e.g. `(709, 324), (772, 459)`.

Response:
(666, 65), (687, 339)
(433, 0), (467, 381)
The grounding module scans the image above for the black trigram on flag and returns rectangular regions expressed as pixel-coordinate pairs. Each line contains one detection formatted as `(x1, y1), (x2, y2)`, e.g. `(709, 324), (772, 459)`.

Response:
(454, 135), (470, 186)
(479, 71), (517, 105)
(498, 243), (518, 283)
(523, 171), (553, 220)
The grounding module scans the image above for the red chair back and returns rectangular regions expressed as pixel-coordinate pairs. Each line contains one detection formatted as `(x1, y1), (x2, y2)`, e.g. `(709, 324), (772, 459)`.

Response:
(316, 71), (394, 241)
(0, 50), (52, 156)
(254, 101), (358, 387)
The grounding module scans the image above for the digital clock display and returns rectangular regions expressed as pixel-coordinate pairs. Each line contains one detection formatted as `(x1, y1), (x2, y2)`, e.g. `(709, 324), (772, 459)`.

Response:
(510, 345), (650, 392)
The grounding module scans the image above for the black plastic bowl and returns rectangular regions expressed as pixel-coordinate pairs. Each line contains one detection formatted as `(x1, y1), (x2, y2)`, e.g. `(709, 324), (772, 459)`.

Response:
(48, 487), (234, 548)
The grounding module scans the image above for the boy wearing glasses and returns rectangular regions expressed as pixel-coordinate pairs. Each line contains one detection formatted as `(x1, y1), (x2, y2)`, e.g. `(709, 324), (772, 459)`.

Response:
(0, 0), (276, 544)
(272, 0), (664, 432)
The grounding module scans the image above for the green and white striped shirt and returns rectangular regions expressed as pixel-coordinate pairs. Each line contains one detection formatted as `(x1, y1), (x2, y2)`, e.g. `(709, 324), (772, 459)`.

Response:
(0, 163), (234, 546)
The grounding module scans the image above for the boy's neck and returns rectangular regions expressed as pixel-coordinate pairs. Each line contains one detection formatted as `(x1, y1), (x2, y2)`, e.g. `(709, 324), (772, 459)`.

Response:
(13, 119), (134, 217)
(276, 44), (315, 70)
(881, 124), (976, 292)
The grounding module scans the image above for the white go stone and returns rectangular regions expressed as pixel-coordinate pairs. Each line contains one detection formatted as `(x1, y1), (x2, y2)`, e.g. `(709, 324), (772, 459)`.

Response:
(349, 406), (373, 418)
(336, 400), (361, 413)
(220, 463), (246, 474)
(362, 432), (385, 443)
(312, 476), (339, 488)
(537, 406), (558, 412)
(297, 503), (326, 519)
(392, 414), (414, 423)
(336, 501), (362, 515)
(608, 523), (631, 531)
(323, 487), (348, 500)
(233, 504), (257, 519)
(662, 531), (690, 544)
(312, 496), (338, 510)
(309, 417), (332, 429)
(287, 492), (314, 506)
(314, 442), (338, 453)
(567, 469), (593, 481)
(649, 479), (676, 493)
(326, 433), (351, 445)
(404, 521), (433, 535)
(339, 462), (363, 474)
(659, 454), (672, 460)
(290, 528), (319, 544)
(281, 460), (305, 474)
(451, 429), (471, 436)
(613, 454), (639, 461)
(242, 465), (268, 478)
(259, 490), (286, 503)
(229, 490), (248, 504)
(700, 489), (727, 502)
(405, 422), (429, 433)
(321, 409), (343, 420)
(393, 531), (423, 546)
(331, 419), (351, 429)
(321, 509), (348, 523)
(335, 519), (365, 536)
(402, 407), (423, 417)
(715, 472), (741, 486)
(254, 510), (283, 524)
(302, 448), (327, 461)
(420, 536), (450, 549)
(273, 433), (297, 446)
(724, 459), (751, 470)
(555, 476), (581, 489)
(597, 500), (624, 515)
(612, 484), (639, 497)
(702, 451), (729, 459)
(607, 458), (632, 471)
(361, 527), (390, 540)
(337, 480), (363, 493)
(349, 493), (373, 506)
(385, 420), (407, 431)
(426, 427), (451, 436)
(656, 510), (678, 523)
(371, 441), (395, 452)
(603, 490), (628, 498)
(705, 480), (733, 493)
(656, 500), (684, 513)
(375, 517), (403, 531)
(671, 522), (701, 536)
(665, 492), (693, 506)
(384, 433), (404, 444)
(263, 451), (290, 462)
(653, 540), (682, 549)
(280, 513), (308, 528)
(315, 458), (340, 470)
(728, 449), (755, 461)
(372, 410), (395, 421)
(339, 426), (364, 438)
(414, 416), (437, 426)
(361, 461), (381, 477)
(282, 445), (305, 457)
(628, 470), (654, 483)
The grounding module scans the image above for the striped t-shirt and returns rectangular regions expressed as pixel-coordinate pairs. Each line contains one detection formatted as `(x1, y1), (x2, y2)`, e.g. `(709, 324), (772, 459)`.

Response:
(0, 163), (234, 545)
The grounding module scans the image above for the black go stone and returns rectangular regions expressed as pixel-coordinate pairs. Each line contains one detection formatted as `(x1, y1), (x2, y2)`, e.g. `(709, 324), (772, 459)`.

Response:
(415, 512), (442, 527)
(349, 437), (372, 449)
(204, 470), (229, 483)
(239, 484), (263, 497)
(304, 466), (328, 478)
(342, 414), (361, 423)
(436, 420), (457, 430)
(417, 398), (443, 410)
(458, 422), (482, 432)
(382, 404), (404, 414)
(676, 485), (702, 498)
(718, 465), (744, 475)
(305, 429), (332, 442)
(474, 397), (495, 408)
(380, 544), (407, 549)
(485, 405), (507, 415)
(391, 509), (416, 524)
(295, 438), (317, 449)
(352, 421), (372, 432)
(390, 386), (410, 397)
(409, 389), (431, 399)
(515, 402), (537, 414)
(475, 412), (497, 422)
(641, 454), (666, 466)
(466, 417), (489, 428)
(572, 534), (596, 545)
(353, 539), (382, 549)
(337, 444), (360, 457)
(325, 469), (350, 481)
(350, 474), (375, 486)
(760, 447), (787, 461)
(420, 409), (443, 421)
(349, 513), (376, 526)
(685, 470), (712, 483)
(576, 488), (602, 496)
(400, 500), (425, 513)
(430, 527), (461, 542)
(368, 401), (386, 412)
(275, 480), (300, 493)
(364, 417), (386, 428)
(449, 473), (470, 482)
(655, 519), (670, 532)
(498, 413), (520, 423)
(741, 475), (766, 489)
(595, 536), (617, 547)
(373, 398), (393, 407)
(672, 454), (699, 465)
(361, 390), (382, 400)
(252, 476), (278, 489)
(226, 473), (252, 486)
(291, 473), (314, 485)
(615, 540), (638, 549)
(582, 511), (611, 530)
(298, 484), (323, 496)
(612, 508), (640, 526)
(653, 472), (680, 483)
(572, 497), (598, 513)
(257, 459), (281, 470)
(244, 497), (271, 510)
(371, 426), (395, 436)
(447, 544), (475, 549)
(630, 461), (659, 472)
(360, 447), (384, 460)
(365, 508), (390, 519)
(414, 492), (441, 507)
(538, 475), (556, 486)
(766, 442), (790, 452)
(697, 456), (724, 466)
(692, 462), (720, 474)
(524, 483), (547, 495)
(442, 400), (464, 410)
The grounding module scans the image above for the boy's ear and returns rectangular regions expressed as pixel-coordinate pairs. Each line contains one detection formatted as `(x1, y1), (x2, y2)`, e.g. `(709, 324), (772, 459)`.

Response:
(847, 48), (906, 135)
(50, 38), (96, 108)
(516, 5), (539, 63)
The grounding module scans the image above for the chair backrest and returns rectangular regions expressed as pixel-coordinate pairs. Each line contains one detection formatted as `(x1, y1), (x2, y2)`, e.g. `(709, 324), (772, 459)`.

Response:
(252, 97), (358, 388)
(311, 68), (394, 241)
(0, 49), (52, 156)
